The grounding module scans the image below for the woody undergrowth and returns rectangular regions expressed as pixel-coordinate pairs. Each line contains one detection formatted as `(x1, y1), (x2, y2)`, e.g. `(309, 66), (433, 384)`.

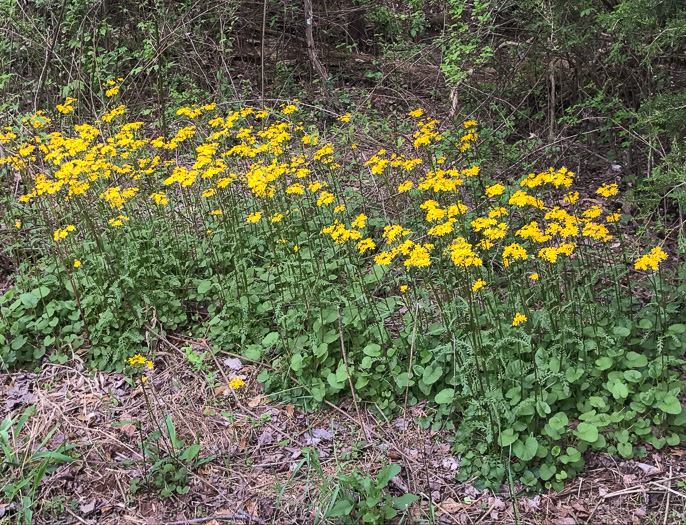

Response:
(1, 87), (686, 491)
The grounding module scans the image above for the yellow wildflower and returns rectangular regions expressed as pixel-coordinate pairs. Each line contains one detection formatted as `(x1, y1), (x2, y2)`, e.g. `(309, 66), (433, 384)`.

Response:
(512, 313), (527, 326)
(448, 237), (482, 268)
(485, 184), (504, 198)
(229, 376), (245, 389)
(472, 279), (486, 292)
(634, 247), (667, 272)
(374, 251), (395, 265)
(502, 243), (528, 266)
(408, 109), (424, 118)
(317, 191), (335, 206)
(404, 243), (432, 268)
(73, 260), (81, 268)
(596, 183), (619, 198)
(56, 97), (76, 114)
(246, 212), (262, 223)
(53, 225), (75, 242)
(127, 354), (154, 369)
(357, 238), (376, 254)
(398, 181), (413, 193)
(352, 214), (367, 229)
(563, 191), (579, 204)
(150, 191), (168, 206)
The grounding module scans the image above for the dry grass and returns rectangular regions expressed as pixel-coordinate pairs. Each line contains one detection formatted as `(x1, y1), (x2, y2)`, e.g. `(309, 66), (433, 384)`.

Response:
(1, 341), (685, 524)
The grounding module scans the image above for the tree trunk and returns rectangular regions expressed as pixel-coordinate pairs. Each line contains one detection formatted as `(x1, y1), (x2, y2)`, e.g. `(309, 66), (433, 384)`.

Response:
(303, 0), (329, 90)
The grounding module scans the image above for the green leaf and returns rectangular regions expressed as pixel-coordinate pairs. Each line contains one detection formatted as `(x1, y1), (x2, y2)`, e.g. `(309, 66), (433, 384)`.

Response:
(197, 280), (212, 294)
(31, 287), (51, 299)
(262, 332), (279, 347)
(376, 464), (401, 488)
(575, 422), (599, 442)
(422, 365), (442, 385)
(595, 357), (613, 370)
(625, 352), (647, 367)
(561, 447), (581, 463)
(589, 397), (607, 408)
(668, 324), (686, 334)
(243, 344), (262, 361)
(11, 335), (27, 350)
(19, 293), (38, 308)
(540, 463), (556, 481)
(392, 493), (419, 510)
(666, 433), (680, 446)
(607, 379), (629, 399)
(290, 353), (303, 372)
(549, 412), (569, 430)
(363, 344), (381, 356)
(513, 436), (538, 461)
(657, 395), (682, 415)
(617, 442), (633, 458)
(612, 326), (630, 337)
(327, 498), (354, 517)
(180, 444), (200, 462)
(434, 388), (454, 404)
(498, 428), (519, 447)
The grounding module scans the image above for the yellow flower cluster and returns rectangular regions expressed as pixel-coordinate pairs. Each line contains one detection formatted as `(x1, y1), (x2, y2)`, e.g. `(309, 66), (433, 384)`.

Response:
(100, 186), (138, 209)
(502, 243), (528, 267)
(102, 105), (125, 123)
(53, 225), (75, 242)
(485, 184), (504, 197)
(229, 376), (245, 389)
(24, 111), (51, 129)
(448, 237), (482, 269)
(246, 211), (262, 223)
(357, 238), (376, 253)
(398, 180), (413, 193)
(413, 119), (442, 148)
(177, 103), (216, 119)
(512, 313), (527, 326)
(472, 279), (486, 292)
(56, 97), (76, 114)
(509, 190), (544, 209)
(537, 243), (575, 263)
(127, 354), (154, 369)
(458, 120), (478, 151)
(634, 247), (667, 271)
(321, 220), (362, 245)
(103, 78), (124, 97)
(596, 183), (618, 198)
(520, 167), (573, 189)
(109, 215), (130, 227)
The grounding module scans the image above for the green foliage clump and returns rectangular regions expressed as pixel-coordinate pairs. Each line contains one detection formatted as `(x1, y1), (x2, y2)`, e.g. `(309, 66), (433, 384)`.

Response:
(2, 96), (685, 491)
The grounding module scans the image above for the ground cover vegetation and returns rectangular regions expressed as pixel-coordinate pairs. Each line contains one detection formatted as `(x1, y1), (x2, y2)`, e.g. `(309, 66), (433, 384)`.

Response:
(1, 0), (686, 522)
(3, 93), (686, 490)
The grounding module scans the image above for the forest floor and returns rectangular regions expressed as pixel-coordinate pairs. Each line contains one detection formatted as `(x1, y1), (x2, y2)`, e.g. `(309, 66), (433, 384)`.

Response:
(2, 339), (685, 525)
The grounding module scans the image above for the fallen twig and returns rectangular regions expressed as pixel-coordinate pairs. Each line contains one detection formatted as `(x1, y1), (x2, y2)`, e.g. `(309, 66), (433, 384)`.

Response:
(164, 512), (265, 524)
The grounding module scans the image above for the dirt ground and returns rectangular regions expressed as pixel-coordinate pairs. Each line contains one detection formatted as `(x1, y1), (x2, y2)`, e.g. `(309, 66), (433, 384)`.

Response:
(1, 334), (685, 525)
